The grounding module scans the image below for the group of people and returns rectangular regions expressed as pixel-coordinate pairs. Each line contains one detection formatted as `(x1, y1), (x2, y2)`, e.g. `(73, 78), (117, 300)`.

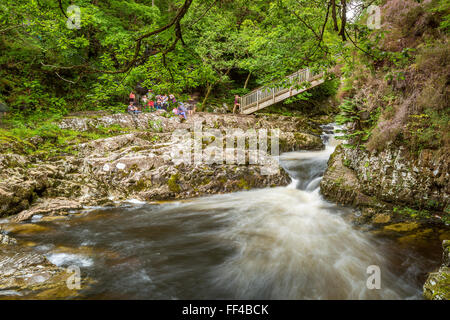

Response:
(127, 90), (194, 120)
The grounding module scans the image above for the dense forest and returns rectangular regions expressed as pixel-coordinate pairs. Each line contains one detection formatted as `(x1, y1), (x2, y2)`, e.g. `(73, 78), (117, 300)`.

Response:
(0, 0), (449, 301)
(1, 0), (343, 114)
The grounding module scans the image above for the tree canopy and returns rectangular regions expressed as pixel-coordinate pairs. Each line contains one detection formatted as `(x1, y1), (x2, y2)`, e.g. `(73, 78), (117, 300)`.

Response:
(0, 0), (403, 114)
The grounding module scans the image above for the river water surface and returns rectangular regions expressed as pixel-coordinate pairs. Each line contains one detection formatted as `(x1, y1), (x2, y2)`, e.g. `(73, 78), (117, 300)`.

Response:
(8, 126), (444, 299)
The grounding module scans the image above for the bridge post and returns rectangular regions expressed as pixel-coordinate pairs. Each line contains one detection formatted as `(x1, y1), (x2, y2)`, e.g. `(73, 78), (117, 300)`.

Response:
(239, 97), (242, 113)
(256, 90), (259, 110)
(272, 88), (275, 103)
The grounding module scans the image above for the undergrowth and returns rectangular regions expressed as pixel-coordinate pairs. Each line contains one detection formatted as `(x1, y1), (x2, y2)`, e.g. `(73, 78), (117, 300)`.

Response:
(335, 0), (449, 156)
(0, 112), (131, 159)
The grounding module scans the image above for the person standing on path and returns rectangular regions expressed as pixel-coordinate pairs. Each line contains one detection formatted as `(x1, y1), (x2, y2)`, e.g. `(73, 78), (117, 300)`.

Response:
(233, 95), (240, 114)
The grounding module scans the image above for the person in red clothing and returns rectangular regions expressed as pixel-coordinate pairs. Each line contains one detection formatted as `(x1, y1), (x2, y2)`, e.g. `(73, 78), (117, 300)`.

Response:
(147, 99), (155, 111)
(129, 91), (135, 103)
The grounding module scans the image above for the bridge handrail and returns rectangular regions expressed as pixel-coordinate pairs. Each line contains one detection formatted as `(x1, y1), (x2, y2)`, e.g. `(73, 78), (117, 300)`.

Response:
(239, 67), (324, 113)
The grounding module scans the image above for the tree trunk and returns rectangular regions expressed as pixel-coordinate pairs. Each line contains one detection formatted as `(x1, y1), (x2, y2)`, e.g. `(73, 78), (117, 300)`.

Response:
(331, 0), (338, 31)
(243, 71), (251, 90)
(200, 68), (232, 111)
(200, 83), (213, 112)
(338, 0), (347, 41)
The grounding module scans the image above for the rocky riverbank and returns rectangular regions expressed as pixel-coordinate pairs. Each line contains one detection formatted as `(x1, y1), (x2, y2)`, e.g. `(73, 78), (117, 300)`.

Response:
(0, 232), (80, 299)
(320, 144), (449, 225)
(320, 144), (449, 299)
(0, 112), (324, 222)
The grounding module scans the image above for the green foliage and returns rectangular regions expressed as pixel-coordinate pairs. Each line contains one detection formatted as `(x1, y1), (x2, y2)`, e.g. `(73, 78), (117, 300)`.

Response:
(428, 0), (450, 31)
(404, 109), (449, 155)
(335, 99), (359, 125)
(0, 111), (130, 158)
(335, 98), (381, 148)
(393, 206), (432, 220)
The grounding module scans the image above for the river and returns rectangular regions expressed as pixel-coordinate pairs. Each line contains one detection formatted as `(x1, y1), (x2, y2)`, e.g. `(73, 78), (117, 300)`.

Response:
(8, 125), (443, 299)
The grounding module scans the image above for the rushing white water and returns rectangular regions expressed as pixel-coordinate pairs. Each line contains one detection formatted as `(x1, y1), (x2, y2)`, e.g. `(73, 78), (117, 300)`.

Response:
(10, 124), (439, 299)
(162, 187), (405, 299)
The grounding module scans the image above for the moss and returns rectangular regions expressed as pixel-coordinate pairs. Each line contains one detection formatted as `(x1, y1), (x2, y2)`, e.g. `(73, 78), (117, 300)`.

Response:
(218, 176), (227, 184)
(423, 267), (450, 300)
(237, 178), (250, 190)
(334, 177), (344, 186)
(397, 228), (434, 244)
(327, 145), (342, 164)
(371, 213), (391, 224)
(201, 178), (211, 185)
(293, 132), (305, 142)
(393, 206), (432, 220)
(5, 223), (50, 235)
(0, 120), (130, 159)
(131, 146), (149, 152)
(129, 164), (140, 172)
(167, 173), (181, 193)
(383, 222), (420, 233)
(131, 178), (152, 192)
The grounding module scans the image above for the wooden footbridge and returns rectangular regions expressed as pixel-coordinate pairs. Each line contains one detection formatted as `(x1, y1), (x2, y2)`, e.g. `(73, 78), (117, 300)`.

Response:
(239, 68), (325, 114)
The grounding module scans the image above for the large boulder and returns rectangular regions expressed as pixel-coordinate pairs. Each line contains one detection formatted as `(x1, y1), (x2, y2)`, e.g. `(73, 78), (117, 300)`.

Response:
(320, 143), (449, 224)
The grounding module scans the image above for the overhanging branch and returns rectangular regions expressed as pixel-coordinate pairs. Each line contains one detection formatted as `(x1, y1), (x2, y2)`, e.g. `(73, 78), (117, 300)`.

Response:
(51, 0), (193, 74)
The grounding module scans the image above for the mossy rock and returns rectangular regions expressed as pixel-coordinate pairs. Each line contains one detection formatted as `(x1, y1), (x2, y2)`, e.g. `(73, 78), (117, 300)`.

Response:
(371, 213), (392, 224)
(167, 173), (181, 193)
(397, 228), (434, 244)
(237, 178), (250, 190)
(383, 222), (420, 233)
(4, 223), (50, 235)
(423, 266), (450, 300)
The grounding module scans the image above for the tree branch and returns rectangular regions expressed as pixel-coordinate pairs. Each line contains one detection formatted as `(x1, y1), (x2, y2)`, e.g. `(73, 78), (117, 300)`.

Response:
(344, 29), (376, 59)
(290, 10), (321, 41)
(183, 0), (219, 29)
(50, 0), (193, 74)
